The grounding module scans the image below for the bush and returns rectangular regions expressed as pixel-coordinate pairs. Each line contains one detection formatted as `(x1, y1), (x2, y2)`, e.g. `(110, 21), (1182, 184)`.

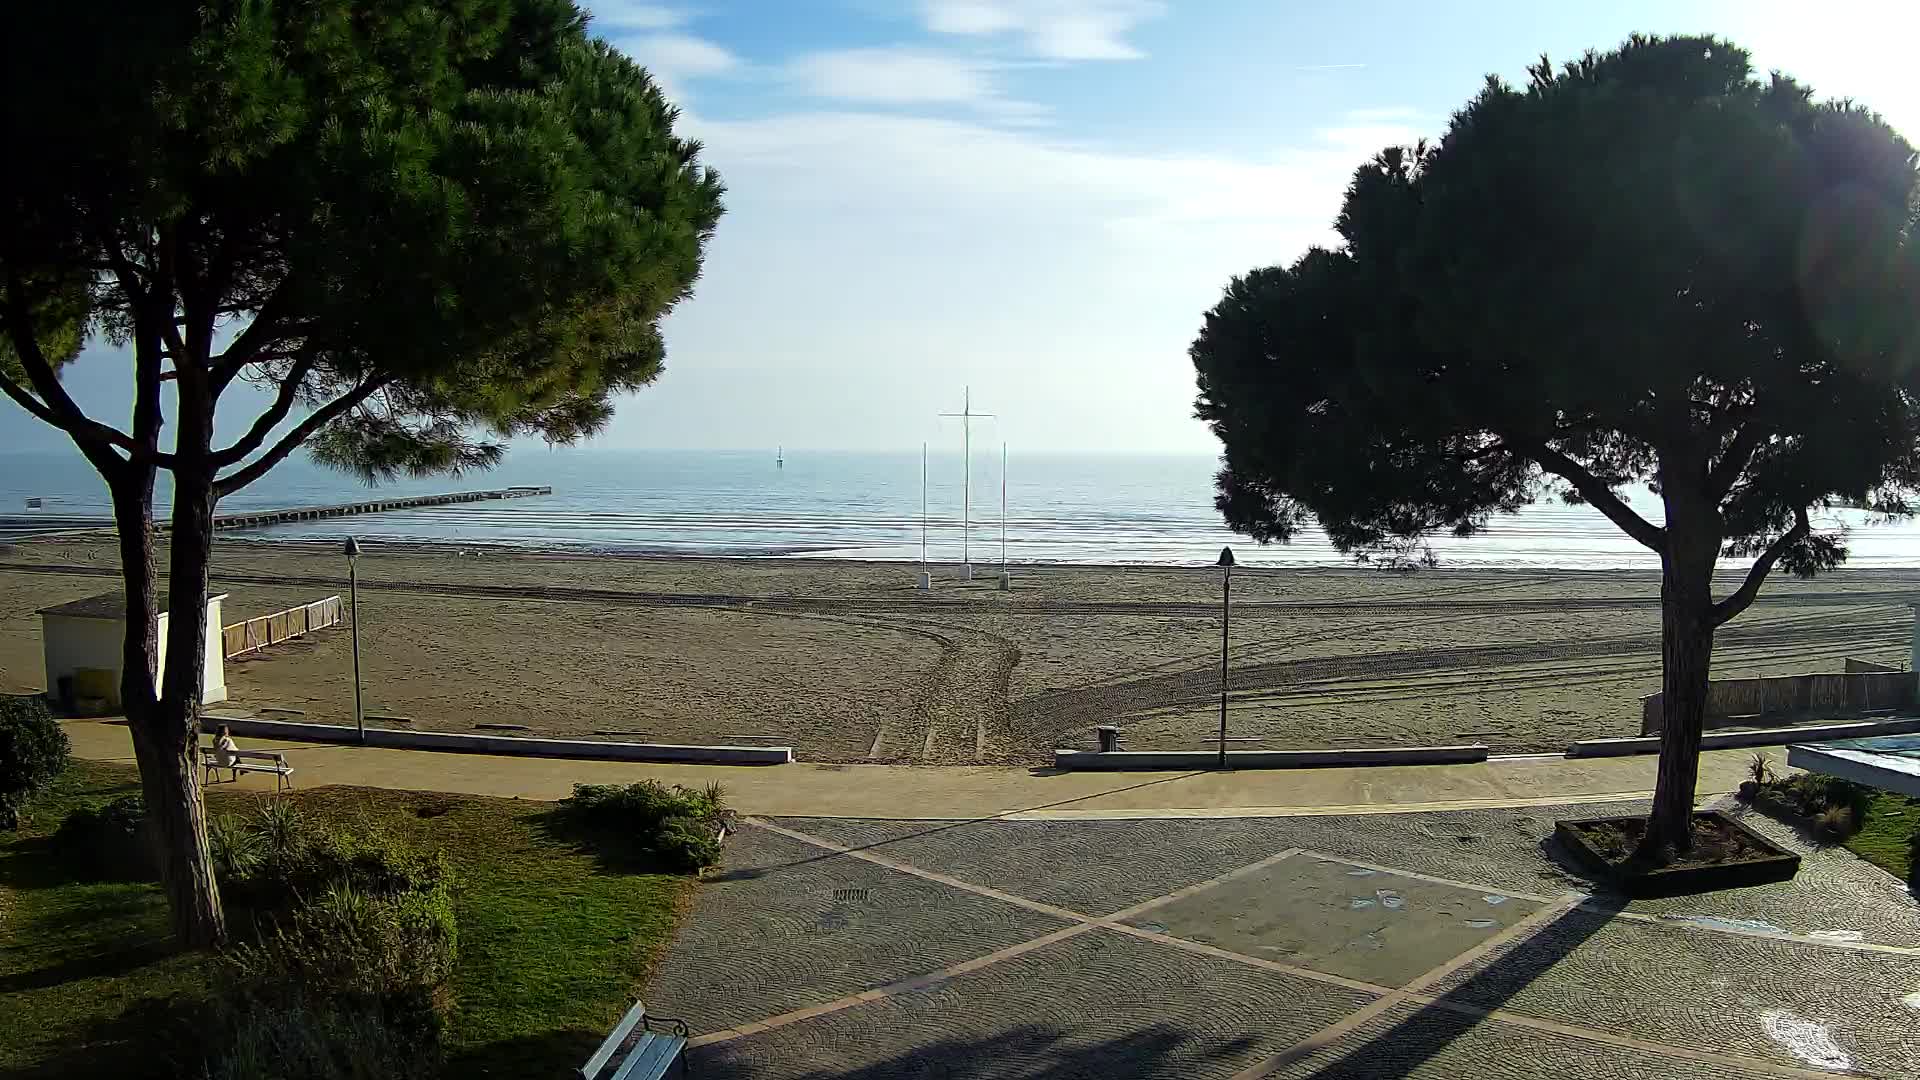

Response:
(53, 794), (156, 880)
(209, 813), (265, 882)
(1763, 773), (1873, 822)
(218, 819), (460, 1072)
(560, 780), (728, 872)
(0, 693), (68, 828)
(1815, 804), (1860, 842)
(199, 987), (443, 1080)
(228, 879), (458, 1009)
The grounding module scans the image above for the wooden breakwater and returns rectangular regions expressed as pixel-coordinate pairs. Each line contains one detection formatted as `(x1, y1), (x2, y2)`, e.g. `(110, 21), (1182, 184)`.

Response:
(212, 486), (551, 531)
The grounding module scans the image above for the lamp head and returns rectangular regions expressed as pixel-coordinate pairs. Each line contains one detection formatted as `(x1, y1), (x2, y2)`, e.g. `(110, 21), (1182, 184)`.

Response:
(1216, 546), (1235, 568)
(343, 536), (362, 560)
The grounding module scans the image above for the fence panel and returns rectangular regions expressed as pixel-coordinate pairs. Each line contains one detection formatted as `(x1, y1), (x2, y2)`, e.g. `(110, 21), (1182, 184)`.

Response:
(221, 594), (345, 658)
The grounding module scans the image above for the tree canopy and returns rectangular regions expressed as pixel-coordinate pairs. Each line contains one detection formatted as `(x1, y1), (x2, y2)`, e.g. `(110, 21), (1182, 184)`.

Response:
(0, 0), (724, 944)
(1191, 34), (1920, 851)
(1197, 35), (1920, 582)
(2, 0), (723, 488)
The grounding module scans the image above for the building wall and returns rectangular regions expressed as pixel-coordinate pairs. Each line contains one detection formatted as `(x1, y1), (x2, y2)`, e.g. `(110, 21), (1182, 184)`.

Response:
(42, 597), (228, 707)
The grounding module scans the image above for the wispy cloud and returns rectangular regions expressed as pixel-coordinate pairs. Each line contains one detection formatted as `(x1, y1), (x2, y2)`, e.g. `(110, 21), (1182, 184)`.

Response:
(787, 48), (1046, 123)
(920, 0), (1165, 61)
(628, 33), (741, 78)
(588, 2), (686, 32)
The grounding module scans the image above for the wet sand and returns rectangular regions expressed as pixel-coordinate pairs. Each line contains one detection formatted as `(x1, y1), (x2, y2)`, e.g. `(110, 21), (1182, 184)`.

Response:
(2, 536), (1914, 763)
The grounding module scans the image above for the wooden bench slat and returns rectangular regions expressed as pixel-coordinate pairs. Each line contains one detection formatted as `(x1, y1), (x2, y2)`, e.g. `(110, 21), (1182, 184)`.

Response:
(610, 1034), (685, 1080)
(579, 1000), (649, 1080)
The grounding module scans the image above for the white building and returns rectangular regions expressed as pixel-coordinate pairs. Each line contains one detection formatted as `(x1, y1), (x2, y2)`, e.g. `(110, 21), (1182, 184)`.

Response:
(39, 591), (229, 710)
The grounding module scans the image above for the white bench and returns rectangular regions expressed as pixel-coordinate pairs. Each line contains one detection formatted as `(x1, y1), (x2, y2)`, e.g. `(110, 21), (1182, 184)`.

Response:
(200, 745), (295, 793)
(580, 1001), (689, 1080)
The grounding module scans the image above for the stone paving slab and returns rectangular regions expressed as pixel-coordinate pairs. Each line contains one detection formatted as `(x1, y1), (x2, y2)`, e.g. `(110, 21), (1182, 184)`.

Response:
(1424, 905), (1920, 1076)
(647, 827), (1072, 1033)
(774, 816), (1302, 914)
(1127, 855), (1544, 988)
(1619, 802), (1920, 947)
(781, 800), (1920, 947)
(1263, 1001), (1797, 1080)
(694, 927), (1374, 1080)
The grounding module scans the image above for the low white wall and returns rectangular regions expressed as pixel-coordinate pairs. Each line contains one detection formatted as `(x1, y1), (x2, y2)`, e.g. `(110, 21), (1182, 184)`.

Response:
(208, 715), (793, 765)
(43, 599), (227, 707)
(1052, 744), (1490, 771)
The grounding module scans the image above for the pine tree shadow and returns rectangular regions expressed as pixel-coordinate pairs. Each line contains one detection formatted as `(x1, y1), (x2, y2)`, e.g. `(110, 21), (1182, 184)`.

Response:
(696, 1021), (1256, 1079)
(1285, 896), (1628, 1077)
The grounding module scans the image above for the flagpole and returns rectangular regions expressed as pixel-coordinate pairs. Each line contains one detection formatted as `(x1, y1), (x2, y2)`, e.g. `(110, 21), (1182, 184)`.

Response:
(1000, 442), (1007, 572)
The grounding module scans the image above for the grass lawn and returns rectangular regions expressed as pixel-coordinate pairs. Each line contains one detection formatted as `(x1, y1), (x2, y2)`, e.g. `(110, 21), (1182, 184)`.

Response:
(0, 761), (694, 1079)
(1846, 789), (1920, 883)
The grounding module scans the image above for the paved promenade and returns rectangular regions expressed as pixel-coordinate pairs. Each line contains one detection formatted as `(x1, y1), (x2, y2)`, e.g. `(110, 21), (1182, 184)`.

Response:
(65, 719), (1755, 819)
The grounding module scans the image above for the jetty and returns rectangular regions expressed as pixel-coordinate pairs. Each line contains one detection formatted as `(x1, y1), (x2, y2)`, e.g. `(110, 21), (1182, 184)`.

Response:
(212, 486), (552, 531)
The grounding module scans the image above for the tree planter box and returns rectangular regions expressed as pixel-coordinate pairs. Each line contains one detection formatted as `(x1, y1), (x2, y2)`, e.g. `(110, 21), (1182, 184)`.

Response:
(1553, 810), (1801, 898)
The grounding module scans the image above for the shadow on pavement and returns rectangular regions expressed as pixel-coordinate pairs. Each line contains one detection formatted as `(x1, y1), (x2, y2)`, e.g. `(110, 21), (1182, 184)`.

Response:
(1291, 895), (1627, 1078)
(698, 1021), (1257, 1080)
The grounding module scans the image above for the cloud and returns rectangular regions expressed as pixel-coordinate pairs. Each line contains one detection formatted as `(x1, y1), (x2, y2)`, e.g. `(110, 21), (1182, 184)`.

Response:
(588, 2), (686, 32)
(920, 0), (1165, 61)
(790, 49), (995, 106)
(626, 33), (741, 77)
(786, 48), (1046, 123)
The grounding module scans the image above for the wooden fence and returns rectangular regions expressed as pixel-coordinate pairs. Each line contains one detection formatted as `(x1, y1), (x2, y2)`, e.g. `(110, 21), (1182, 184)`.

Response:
(222, 595), (343, 659)
(1640, 669), (1918, 734)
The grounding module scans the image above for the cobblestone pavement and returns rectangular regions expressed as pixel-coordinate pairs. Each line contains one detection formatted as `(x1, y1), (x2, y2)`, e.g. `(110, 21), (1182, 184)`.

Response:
(649, 801), (1920, 1079)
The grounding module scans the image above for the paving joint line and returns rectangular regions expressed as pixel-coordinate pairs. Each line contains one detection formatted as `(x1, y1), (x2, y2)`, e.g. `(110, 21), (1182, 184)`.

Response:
(729, 818), (1912, 1074)
(1227, 894), (1586, 1080)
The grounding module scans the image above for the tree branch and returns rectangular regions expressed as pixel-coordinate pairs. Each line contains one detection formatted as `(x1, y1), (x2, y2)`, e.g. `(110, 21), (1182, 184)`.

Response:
(1706, 423), (1765, 501)
(1519, 439), (1667, 551)
(1, 269), (147, 461)
(209, 287), (293, 392)
(1710, 506), (1811, 627)
(209, 355), (316, 467)
(215, 377), (388, 496)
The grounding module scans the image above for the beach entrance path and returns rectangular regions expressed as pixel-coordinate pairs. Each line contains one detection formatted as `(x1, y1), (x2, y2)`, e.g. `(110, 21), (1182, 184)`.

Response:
(652, 806), (1920, 1080)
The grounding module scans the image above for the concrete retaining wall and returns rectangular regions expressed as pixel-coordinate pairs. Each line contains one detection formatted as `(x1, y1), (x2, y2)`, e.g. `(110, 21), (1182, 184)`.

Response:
(1052, 744), (1489, 771)
(1570, 715), (1920, 758)
(1640, 670), (1918, 735)
(206, 715), (791, 765)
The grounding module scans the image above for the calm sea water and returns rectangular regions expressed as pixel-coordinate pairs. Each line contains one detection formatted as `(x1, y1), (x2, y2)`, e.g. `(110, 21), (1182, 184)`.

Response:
(5, 448), (1920, 569)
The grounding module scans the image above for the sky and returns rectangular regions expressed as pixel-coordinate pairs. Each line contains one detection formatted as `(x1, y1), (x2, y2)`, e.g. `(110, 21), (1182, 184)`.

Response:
(9, 0), (1920, 456)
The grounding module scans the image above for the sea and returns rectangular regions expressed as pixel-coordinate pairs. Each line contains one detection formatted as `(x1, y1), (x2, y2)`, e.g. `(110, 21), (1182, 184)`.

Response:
(5, 448), (1920, 569)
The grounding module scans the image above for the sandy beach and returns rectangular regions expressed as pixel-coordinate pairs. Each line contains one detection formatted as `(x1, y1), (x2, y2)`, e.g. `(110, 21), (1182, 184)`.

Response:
(2, 536), (1915, 764)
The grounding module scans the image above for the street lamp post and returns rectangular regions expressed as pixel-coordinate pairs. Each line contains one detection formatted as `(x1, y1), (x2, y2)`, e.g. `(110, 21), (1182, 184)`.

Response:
(1217, 545), (1235, 769)
(344, 536), (364, 744)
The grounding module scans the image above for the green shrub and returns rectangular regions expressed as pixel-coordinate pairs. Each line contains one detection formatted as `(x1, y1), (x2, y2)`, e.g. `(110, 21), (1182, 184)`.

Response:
(210, 813), (265, 882)
(53, 794), (156, 880)
(199, 987), (443, 1080)
(1815, 804), (1860, 842)
(229, 879), (458, 1008)
(1763, 773), (1874, 822)
(561, 780), (728, 872)
(0, 693), (68, 828)
(220, 822), (460, 1068)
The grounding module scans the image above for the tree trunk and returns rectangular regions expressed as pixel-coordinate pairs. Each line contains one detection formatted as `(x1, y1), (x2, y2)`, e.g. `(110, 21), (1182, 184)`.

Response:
(152, 463), (227, 946)
(1644, 586), (1714, 854)
(109, 466), (225, 945)
(1641, 498), (1720, 858)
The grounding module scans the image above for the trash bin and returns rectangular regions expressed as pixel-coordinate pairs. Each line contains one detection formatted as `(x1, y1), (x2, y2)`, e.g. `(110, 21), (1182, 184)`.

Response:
(1095, 725), (1119, 753)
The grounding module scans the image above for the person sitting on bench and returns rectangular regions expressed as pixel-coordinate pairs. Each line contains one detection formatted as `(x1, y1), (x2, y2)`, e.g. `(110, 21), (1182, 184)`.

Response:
(213, 726), (240, 783)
